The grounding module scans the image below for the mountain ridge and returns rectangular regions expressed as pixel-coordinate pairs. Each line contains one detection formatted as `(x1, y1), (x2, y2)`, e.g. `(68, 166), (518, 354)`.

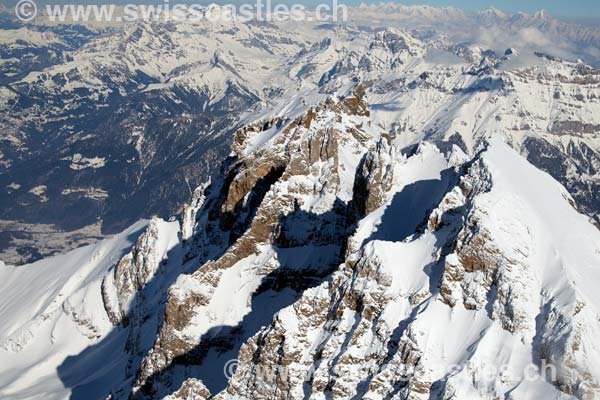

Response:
(1, 82), (600, 399)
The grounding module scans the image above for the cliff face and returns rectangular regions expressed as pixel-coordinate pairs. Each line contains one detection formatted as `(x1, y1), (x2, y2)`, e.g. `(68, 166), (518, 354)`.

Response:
(2, 79), (600, 400)
(107, 87), (599, 400)
(210, 137), (600, 400)
(130, 87), (392, 398)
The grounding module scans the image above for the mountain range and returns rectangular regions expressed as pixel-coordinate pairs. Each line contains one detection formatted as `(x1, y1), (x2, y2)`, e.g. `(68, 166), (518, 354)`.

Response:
(1, 4), (600, 399)
(1, 4), (600, 264)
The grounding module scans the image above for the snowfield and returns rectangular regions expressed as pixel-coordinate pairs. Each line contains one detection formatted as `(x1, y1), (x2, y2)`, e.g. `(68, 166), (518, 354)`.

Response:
(0, 220), (180, 399)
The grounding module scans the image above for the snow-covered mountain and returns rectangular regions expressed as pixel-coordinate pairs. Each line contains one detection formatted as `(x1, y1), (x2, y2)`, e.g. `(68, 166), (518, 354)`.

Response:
(1, 5), (600, 399)
(0, 16), (311, 263)
(2, 83), (600, 400)
(2, 4), (600, 264)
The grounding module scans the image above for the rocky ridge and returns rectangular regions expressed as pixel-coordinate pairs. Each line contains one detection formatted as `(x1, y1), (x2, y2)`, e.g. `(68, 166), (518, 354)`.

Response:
(82, 85), (600, 400)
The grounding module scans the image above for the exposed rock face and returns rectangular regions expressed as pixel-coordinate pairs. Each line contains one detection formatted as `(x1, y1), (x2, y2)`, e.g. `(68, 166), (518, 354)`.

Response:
(210, 139), (600, 400)
(181, 181), (210, 242)
(86, 84), (600, 400)
(165, 378), (210, 400)
(218, 252), (401, 399)
(77, 81), (598, 400)
(353, 139), (395, 217)
(437, 156), (538, 337)
(128, 86), (391, 399)
(102, 218), (167, 325)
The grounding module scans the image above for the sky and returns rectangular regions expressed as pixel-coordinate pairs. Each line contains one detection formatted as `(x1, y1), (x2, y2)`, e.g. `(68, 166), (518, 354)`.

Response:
(365, 0), (600, 19)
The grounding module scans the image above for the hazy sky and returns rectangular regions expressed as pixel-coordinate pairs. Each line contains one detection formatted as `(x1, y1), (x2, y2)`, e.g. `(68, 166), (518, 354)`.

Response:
(368, 0), (600, 18)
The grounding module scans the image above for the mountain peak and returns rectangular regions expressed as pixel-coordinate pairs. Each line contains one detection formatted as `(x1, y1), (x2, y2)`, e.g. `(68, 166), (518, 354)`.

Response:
(478, 6), (508, 18)
(533, 9), (551, 20)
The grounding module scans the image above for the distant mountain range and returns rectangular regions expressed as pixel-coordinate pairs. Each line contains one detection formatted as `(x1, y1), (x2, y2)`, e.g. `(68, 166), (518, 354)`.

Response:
(1, 4), (600, 264)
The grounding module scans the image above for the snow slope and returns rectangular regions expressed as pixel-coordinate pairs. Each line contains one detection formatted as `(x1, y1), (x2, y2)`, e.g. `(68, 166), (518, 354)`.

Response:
(0, 219), (179, 400)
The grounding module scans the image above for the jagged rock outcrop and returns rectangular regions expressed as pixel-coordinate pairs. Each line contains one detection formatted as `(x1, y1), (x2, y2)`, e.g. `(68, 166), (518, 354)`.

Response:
(3, 82), (600, 400)
(165, 378), (211, 400)
(207, 138), (600, 400)
(102, 219), (167, 325)
(129, 86), (393, 399)
(353, 139), (395, 217)
(437, 154), (537, 337)
(105, 83), (600, 400)
(181, 181), (210, 242)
